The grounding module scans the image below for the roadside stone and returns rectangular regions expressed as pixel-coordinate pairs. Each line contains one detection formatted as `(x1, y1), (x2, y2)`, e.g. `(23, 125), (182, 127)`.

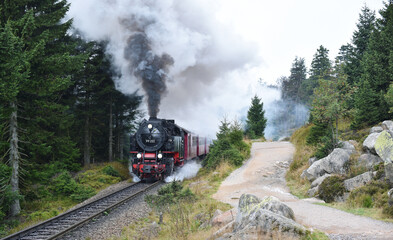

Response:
(307, 187), (318, 197)
(212, 209), (236, 227)
(385, 162), (393, 185)
(382, 120), (393, 132)
(228, 194), (306, 239)
(308, 157), (318, 166)
(357, 153), (383, 170)
(370, 126), (383, 134)
(344, 172), (373, 191)
(311, 174), (332, 189)
(258, 196), (295, 220)
(302, 148), (351, 181)
(375, 131), (393, 163)
(363, 132), (382, 154)
(340, 141), (356, 154)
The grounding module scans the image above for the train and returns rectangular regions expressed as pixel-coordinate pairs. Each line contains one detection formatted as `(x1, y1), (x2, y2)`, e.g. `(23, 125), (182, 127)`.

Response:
(129, 117), (211, 180)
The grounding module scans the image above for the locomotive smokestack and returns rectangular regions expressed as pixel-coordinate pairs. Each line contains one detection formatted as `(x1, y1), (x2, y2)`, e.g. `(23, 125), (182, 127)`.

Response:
(124, 32), (174, 118)
(149, 116), (158, 121)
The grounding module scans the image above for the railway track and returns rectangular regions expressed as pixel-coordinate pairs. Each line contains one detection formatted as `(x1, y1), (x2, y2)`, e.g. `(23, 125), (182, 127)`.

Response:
(2, 181), (161, 240)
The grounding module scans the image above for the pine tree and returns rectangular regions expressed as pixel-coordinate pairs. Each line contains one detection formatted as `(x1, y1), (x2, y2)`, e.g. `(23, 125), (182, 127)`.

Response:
(0, 21), (30, 217)
(341, 5), (376, 85)
(300, 46), (332, 103)
(0, 0), (85, 216)
(246, 95), (267, 138)
(282, 57), (307, 102)
(353, 2), (393, 126)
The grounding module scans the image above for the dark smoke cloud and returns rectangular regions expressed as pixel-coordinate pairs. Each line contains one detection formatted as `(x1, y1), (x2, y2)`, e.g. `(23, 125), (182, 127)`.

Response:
(124, 32), (174, 117)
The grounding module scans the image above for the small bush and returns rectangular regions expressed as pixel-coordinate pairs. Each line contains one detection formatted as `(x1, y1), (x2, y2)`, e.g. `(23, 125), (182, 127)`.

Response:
(102, 165), (121, 178)
(52, 172), (79, 195)
(70, 185), (96, 202)
(318, 176), (345, 203)
(145, 181), (195, 211)
(348, 181), (390, 209)
(51, 171), (95, 202)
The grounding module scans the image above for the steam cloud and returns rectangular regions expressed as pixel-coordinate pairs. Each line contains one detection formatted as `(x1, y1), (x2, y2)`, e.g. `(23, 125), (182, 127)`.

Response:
(124, 32), (174, 117)
(165, 161), (202, 182)
(67, 0), (258, 135)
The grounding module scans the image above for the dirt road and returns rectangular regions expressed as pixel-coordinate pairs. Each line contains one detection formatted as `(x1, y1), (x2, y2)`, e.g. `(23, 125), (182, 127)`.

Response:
(212, 142), (393, 239)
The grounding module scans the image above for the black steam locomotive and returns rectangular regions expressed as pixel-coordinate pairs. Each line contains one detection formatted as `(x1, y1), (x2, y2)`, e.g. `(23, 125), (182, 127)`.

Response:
(130, 117), (210, 180)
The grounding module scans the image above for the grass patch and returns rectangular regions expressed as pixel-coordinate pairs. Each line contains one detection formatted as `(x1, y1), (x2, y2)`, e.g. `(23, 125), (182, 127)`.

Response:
(286, 124), (314, 198)
(3, 162), (129, 238)
(115, 160), (237, 240)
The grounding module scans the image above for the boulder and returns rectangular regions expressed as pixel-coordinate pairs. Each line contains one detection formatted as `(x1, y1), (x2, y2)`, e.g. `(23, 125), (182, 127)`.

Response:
(211, 209), (236, 227)
(302, 148), (351, 181)
(370, 126), (383, 134)
(357, 153), (383, 170)
(382, 120), (393, 132)
(363, 132), (382, 154)
(340, 141), (356, 154)
(343, 172), (373, 191)
(235, 194), (260, 224)
(308, 157), (318, 166)
(375, 131), (393, 163)
(307, 187), (318, 197)
(311, 174), (332, 189)
(222, 194), (306, 240)
(258, 196), (294, 220)
(385, 162), (393, 185)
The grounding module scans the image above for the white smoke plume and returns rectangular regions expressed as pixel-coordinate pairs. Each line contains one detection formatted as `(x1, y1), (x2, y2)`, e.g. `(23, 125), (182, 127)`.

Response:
(67, 0), (259, 135)
(165, 161), (201, 182)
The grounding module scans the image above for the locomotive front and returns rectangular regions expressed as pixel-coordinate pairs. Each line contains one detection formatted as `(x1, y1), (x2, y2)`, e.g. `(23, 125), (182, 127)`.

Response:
(130, 118), (176, 180)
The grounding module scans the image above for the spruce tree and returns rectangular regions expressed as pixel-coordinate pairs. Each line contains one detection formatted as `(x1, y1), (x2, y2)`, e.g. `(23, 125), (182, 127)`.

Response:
(300, 46), (332, 103)
(353, 2), (393, 126)
(0, 21), (30, 217)
(0, 0), (85, 216)
(246, 95), (267, 138)
(342, 5), (376, 85)
(282, 57), (307, 102)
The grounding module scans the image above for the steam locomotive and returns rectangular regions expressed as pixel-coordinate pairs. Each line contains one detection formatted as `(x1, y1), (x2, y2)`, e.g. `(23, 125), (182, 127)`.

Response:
(130, 117), (211, 180)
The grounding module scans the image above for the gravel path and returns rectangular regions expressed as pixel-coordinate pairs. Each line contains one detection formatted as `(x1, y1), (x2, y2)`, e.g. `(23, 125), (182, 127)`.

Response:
(62, 181), (163, 240)
(212, 142), (393, 240)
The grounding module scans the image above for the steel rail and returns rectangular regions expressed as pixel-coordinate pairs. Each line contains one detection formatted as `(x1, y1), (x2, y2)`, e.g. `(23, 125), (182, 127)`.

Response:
(2, 181), (161, 240)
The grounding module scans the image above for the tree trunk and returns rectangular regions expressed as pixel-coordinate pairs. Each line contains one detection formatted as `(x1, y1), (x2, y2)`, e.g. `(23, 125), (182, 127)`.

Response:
(109, 100), (113, 162)
(9, 101), (21, 216)
(119, 121), (124, 161)
(84, 115), (90, 167)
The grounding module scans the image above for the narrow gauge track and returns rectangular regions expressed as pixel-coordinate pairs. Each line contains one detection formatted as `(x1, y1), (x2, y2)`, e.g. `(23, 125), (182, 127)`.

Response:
(2, 181), (161, 240)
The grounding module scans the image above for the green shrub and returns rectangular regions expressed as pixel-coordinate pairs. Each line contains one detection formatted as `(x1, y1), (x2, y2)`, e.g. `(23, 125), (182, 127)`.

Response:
(314, 134), (338, 159)
(51, 171), (96, 202)
(145, 181), (195, 212)
(70, 185), (96, 202)
(102, 165), (121, 178)
(318, 176), (345, 203)
(348, 181), (390, 209)
(52, 171), (79, 195)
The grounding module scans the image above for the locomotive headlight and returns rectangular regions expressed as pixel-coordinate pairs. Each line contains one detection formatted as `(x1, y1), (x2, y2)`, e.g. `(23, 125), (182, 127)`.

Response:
(148, 124), (153, 129)
(157, 153), (163, 159)
(136, 153), (142, 159)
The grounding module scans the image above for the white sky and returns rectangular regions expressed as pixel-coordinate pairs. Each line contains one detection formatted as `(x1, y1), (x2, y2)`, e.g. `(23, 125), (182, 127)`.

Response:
(216, 0), (384, 84)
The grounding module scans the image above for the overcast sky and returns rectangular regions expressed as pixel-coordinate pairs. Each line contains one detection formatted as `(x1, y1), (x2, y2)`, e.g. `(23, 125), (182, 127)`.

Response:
(68, 0), (386, 138)
(216, 0), (385, 84)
